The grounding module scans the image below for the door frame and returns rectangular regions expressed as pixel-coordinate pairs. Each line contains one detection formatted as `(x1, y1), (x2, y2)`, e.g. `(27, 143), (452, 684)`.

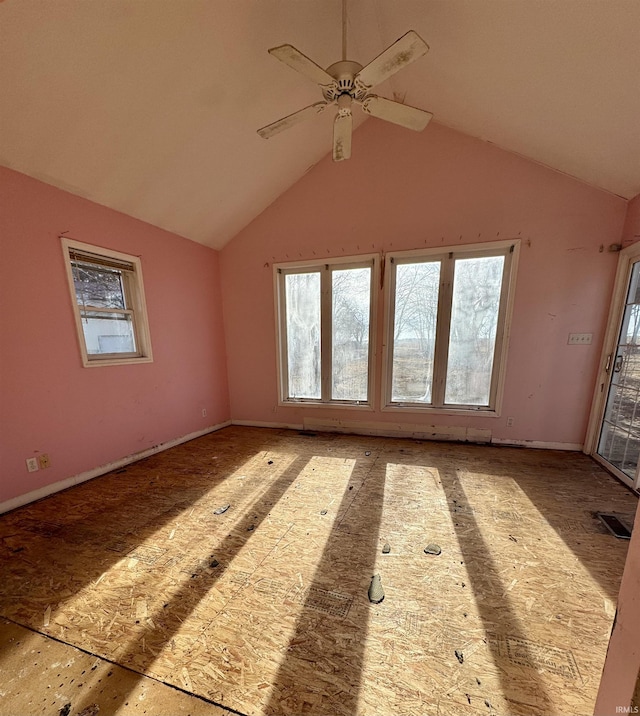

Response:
(585, 242), (640, 490)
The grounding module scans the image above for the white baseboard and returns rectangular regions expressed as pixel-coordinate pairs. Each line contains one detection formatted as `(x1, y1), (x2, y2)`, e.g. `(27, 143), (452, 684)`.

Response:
(303, 418), (492, 443)
(491, 438), (583, 451)
(0, 420), (231, 515)
(233, 418), (582, 452)
(232, 419), (304, 430)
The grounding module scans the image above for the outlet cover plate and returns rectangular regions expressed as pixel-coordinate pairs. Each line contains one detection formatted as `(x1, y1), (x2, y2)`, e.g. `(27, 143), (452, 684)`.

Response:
(568, 333), (593, 345)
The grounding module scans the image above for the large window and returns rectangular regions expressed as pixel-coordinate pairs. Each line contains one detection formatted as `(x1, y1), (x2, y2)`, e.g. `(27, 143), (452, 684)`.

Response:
(62, 239), (153, 367)
(385, 241), (517, 411)
(276, 256), (376, 406)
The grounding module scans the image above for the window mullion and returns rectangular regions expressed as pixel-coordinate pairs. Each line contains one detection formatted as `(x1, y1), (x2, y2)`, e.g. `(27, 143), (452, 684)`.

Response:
(432, 256), (454, 407)
(278, 271), (291, 401)
(488, 249), (512, 408)
(78, 306), (131, 316)
(384, 257), (397, 407)
(367, 261), (377, 406)
(121, 271), (142, 356)
(321, 266), (332, 402)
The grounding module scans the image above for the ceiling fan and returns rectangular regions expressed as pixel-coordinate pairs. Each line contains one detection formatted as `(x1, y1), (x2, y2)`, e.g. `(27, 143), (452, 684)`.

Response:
(257, 1), (433, 161)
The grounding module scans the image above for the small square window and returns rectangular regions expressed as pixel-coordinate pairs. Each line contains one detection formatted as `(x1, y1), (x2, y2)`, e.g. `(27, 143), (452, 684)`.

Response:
(62, 239), (153, 367)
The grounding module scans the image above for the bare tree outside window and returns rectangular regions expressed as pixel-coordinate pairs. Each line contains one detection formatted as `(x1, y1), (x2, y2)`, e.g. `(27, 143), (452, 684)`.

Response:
(392, 261), (440, 402)
(279, 259), (375, 404)
(73, 263), (126, 309)
(285, 272), (321, 399)
(445, 256), (504, 405)
(332, 267), (371, 401)
(71, 260), (136, 355)
(387, 244), (514, 410)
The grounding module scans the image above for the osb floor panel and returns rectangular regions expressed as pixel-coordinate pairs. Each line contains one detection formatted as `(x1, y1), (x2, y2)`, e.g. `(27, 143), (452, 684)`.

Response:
(0, 617), (229, 715)
(0, 426), (637, 716)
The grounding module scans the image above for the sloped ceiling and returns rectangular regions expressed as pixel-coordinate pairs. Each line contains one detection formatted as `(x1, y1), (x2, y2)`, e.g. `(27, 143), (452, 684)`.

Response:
(1, 1), (639, 249)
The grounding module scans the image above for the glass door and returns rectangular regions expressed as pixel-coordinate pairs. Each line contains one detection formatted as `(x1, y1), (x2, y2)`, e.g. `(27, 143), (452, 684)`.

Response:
(596, 260), (640, 489)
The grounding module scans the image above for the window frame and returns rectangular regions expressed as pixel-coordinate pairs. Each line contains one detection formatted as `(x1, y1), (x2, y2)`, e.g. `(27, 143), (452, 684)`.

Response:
(62, 238), (153, 367)
(274, 254), (378, 409)
(381, 239), (519, 415)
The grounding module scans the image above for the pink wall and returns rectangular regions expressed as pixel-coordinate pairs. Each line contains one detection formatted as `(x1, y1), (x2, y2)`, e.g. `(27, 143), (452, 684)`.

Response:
(0, 167), (230, 505)
(220, 120), (627, 445)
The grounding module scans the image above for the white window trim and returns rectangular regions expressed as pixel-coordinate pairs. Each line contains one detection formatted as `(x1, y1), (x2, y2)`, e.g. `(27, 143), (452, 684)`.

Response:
(381, 239), (520, 416)
(274, 254), (378, 408)
(62, 238), (153, 367)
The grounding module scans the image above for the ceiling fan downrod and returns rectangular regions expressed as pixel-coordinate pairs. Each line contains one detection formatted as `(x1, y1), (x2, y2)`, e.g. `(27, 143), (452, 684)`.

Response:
(342, 0), (348, 62)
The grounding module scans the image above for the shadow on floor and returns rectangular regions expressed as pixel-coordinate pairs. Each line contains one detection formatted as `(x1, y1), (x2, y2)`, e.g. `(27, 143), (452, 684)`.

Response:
(69, 450), (315, 715)
(262, 457), (385, 715)
(438, 464), (553, 715)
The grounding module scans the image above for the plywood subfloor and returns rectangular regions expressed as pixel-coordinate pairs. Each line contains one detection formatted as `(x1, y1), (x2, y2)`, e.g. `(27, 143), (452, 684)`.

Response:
(0, 617), (228, 716)
(0, 426), (637, 716)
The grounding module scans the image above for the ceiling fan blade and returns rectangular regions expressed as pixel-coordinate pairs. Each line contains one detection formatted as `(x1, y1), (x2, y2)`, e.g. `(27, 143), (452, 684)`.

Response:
(355, 31), (429, 90)
(333, 111), (352, 162)
(361, 95), (432, 131)
(268, 44), (337, 88)
(257, 101), (328, 140)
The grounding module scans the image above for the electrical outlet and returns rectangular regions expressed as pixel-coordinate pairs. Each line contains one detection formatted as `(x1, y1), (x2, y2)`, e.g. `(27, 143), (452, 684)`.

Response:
(38, 453), (50, 469)
(568, 333), (593, 345)
(26, 457), (39, 473)
(202, 408), (207, 417)
(506, 417), (514, 427)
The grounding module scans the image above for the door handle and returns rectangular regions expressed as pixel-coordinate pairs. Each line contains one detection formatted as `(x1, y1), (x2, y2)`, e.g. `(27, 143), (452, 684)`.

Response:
(613, 355), (624, 373)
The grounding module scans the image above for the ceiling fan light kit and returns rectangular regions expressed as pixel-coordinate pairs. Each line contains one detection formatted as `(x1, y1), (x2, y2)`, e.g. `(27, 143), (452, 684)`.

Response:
(257, 2), (433, 162)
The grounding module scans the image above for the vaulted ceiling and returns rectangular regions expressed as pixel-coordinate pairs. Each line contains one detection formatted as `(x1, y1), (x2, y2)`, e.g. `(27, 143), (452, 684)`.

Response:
(1, 1), (639, 249)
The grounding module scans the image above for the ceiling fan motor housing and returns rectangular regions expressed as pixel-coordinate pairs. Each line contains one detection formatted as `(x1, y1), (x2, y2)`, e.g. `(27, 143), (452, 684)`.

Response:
(323, 60), (366, 102)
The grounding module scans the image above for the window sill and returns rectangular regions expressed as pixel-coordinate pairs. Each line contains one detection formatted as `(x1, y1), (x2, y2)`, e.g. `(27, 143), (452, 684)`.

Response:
(381, 404), (500, 418)
(279, 400), (374, 411)
(83, 356), (153, 368)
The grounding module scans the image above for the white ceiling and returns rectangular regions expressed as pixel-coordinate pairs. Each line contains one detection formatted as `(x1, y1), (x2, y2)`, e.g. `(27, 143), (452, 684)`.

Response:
(1, 1), (639, 249)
